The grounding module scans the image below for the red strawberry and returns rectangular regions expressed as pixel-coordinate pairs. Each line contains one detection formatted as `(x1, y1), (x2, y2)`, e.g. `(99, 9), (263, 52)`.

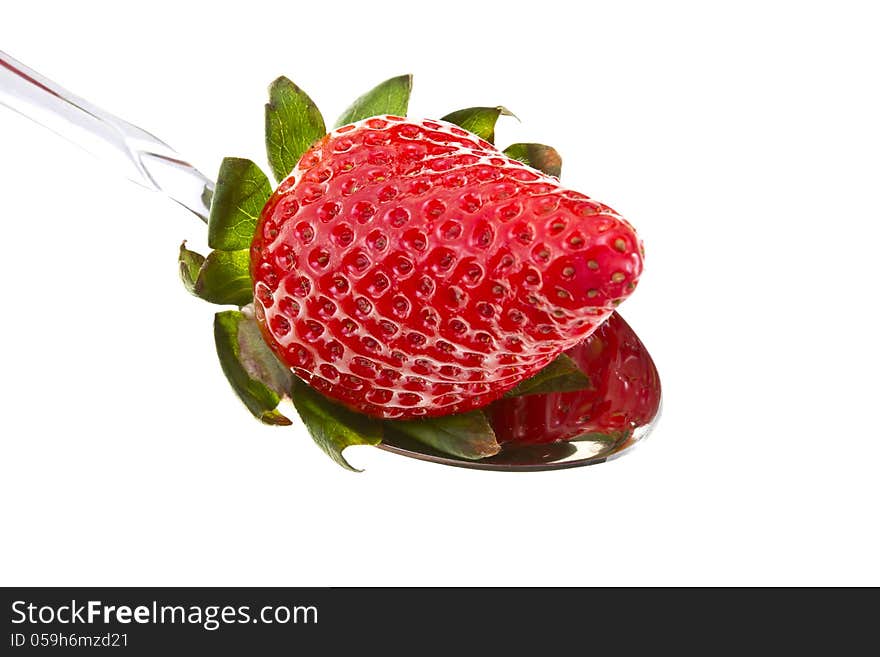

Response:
(487, 313), (661, 444)
(251, 116), (643, 419)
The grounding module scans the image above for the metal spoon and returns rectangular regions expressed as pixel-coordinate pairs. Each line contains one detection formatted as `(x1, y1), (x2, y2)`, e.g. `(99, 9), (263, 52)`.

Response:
(0, 50), (661, 471)
(0, 50), (213, 221)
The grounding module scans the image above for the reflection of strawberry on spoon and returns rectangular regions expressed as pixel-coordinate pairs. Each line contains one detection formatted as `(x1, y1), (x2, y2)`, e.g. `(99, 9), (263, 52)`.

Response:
(487, 313), (661, 445)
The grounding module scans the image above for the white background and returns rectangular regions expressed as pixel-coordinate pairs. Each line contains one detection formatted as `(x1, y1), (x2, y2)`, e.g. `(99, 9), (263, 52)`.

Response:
(1, 1), (878, 586)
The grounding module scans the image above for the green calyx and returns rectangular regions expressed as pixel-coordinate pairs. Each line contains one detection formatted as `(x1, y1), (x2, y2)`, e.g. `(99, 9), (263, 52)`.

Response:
(335, 74), (413, 128)
(504, 354), (590, 397)
(265, 77), (326, 184)
(214, 310), (293, 426)
(503, 143), (562, 178)
(440, 106), (515, 144)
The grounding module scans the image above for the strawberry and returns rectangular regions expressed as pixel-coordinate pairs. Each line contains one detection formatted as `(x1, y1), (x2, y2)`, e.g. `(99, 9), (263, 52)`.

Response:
(250, 116), (643, 419)
(487, 313), (661, 444)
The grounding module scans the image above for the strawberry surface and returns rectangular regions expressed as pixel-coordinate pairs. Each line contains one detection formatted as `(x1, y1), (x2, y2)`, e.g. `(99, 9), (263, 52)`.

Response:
(251, 116), (643, 419)
(487, 313), (661, 444)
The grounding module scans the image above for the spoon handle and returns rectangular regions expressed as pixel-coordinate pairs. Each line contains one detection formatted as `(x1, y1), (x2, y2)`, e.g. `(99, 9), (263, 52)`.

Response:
(0, 50), (213, 222)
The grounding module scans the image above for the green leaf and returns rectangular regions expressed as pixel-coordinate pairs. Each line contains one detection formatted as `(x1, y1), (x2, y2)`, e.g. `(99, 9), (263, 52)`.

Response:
(503, 143), (563, 178)
(208, 158), (272, 251)
(387, 411), (501, 461)
(335, 74), (413, 128)
(440, 106), (514, 144)
(214, 311), (293, 426)
(265, 76), (327, 183)
(505, 354), (590, 397)
(290, 379), (383, 471)
(194, 249), (253, 306)
(178, 241), (206, 295)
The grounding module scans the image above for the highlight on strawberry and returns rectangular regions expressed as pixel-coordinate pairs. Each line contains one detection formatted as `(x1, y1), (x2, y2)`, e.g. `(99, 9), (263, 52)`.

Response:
(179, 74), (653, 470)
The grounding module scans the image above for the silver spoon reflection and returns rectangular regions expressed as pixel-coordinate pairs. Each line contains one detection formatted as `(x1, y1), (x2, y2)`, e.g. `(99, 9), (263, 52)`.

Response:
(381, 312), (661, 470)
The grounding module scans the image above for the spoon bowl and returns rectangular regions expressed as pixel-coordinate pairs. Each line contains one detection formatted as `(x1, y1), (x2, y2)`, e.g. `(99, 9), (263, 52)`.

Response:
(379, 404), (660, 471)
(380, 312), (662, 470)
